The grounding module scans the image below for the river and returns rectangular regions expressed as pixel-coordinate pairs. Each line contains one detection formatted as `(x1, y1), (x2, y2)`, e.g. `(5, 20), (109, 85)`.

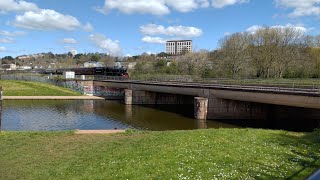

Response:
(0, 100), (318, 131)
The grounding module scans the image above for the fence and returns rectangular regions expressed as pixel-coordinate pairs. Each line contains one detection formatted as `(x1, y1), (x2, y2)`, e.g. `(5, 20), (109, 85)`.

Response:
(1, 74), (319, 94)
(129, 75), (320, 91)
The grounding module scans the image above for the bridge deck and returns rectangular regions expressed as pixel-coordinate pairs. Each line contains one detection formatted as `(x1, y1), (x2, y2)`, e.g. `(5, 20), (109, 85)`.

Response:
(98, 80), (320, 97)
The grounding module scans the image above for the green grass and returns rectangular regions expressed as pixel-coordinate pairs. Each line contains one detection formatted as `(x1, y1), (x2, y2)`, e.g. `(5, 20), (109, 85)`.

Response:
(0, 129), (319, 179)
(0, 80), (81, 96)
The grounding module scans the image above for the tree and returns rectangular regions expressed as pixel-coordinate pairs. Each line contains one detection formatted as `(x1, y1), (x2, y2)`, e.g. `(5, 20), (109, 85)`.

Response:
(73, 53), (83, 59)
(47, 52), (55, 58)
(218, 32), (250, 78)
(2, 56), (14, 60)
(154, 59), (167, 72)
(90, 54), (100, 62)
(1, 56), (14, 64)
(67, 52), (73, 57)
(157, 52), (168, 58)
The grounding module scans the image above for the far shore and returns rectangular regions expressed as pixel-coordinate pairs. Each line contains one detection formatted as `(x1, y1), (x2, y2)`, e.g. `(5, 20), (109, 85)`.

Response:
(2, 96), (105, 100)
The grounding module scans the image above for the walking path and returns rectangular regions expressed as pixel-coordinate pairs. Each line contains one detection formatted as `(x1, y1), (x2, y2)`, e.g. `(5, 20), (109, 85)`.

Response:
(75, 130), (126, 134)
(2, 96), (105, 100)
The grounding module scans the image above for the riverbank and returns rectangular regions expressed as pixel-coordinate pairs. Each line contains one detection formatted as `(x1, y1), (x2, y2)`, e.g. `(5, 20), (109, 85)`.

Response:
(2, 96), (105, 100)
(0, 80), (81, 96)
(0, 129), (319, 179)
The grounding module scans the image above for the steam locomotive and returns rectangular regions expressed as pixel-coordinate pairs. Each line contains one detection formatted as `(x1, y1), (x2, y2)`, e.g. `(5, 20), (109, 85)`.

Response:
(44, 67), (129, 78)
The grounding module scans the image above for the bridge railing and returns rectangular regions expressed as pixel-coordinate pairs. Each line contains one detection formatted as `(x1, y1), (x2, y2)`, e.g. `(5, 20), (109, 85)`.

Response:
(125, 75), (320, 91)
(110, 75), (320, 95)
(94, 76), (129, 81)
(197, 79), (320, 90)
(1, 73), (320, 94)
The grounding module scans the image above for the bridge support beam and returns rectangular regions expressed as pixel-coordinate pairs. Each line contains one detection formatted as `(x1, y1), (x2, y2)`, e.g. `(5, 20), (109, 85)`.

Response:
(194, 97), (208, 120)
(207, 97), (268, 120)
(124, 89), (132, 105)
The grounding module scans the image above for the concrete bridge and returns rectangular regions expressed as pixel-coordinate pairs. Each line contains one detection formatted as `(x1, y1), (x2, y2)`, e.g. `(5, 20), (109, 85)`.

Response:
(95, 80), (320, 121)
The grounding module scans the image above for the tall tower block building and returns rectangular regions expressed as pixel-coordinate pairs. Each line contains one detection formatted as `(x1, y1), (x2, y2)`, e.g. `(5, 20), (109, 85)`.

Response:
(166, 40), (192, 55)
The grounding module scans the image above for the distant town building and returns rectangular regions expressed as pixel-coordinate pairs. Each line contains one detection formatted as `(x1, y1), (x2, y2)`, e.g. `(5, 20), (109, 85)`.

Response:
(17, 66), (32, 70)
(166, 40), (192, 55)
(17, 53), (45, 60)
(1, 64), (17, 70)
(63, 71), (75, 79)
(84, 61), (104, 68)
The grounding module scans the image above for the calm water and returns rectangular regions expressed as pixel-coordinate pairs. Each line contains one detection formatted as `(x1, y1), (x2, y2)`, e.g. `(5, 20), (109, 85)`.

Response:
(0, 100), (319, 131)
(0, 100), (235, 131)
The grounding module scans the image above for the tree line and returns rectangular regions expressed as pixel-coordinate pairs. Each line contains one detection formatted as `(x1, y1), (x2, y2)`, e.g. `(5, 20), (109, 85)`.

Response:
(132, 26), (320, 79)
(2, 26), (320, 79)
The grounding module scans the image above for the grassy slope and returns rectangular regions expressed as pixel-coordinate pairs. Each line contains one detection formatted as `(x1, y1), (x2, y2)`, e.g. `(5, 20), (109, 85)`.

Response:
(0, 80), (81, 96)
(0, 129), (319, 179)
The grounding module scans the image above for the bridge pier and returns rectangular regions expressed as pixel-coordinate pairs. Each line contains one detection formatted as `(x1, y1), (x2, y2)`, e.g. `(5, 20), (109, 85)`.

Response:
(194, 97), (208, 120)
(124, 89), (133, 105)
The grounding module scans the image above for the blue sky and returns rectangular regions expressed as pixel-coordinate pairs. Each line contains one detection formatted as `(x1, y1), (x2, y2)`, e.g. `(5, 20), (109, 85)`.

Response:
(0, 0), (320, 58)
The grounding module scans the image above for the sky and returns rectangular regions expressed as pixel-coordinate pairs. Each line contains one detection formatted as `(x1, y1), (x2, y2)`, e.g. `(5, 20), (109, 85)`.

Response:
(0, 0), (320, 58)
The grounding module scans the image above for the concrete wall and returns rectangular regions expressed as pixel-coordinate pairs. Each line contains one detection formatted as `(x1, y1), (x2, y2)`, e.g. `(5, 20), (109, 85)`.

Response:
(207, 97), (268, 120)
(131, 90), (194, 105)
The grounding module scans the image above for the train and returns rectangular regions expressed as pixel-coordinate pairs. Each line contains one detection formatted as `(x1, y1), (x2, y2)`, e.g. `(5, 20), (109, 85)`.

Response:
(44, 67), (129, 78)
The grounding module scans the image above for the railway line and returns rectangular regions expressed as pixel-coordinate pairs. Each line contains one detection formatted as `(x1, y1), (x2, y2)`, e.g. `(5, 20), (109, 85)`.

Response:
(100, 79), (320, 97)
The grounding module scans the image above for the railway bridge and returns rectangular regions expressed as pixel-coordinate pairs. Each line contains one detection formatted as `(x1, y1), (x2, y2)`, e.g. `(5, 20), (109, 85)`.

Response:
(94, 80), (320, 121)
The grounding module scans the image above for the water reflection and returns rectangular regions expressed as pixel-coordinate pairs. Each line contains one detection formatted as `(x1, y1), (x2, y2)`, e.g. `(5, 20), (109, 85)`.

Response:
(2, 100), (318, 131)
(2, 100), (239, 131)
(3, 100), (131, 131)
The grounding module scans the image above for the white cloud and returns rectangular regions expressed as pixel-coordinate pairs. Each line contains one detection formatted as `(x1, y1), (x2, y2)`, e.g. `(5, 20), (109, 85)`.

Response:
(0, 30), (25, 37)
(83, 22), (94, 32)
(140, 24), (203, 37)
(89, 34), (122, 56)
(13, 9), (81, 31)
(165, 0), (210, 12)
(0, 46), (7, 52)
(246, 24), (309, 34)
(246, 25), (263, 33)
(224, 32), (231, 36)
(63, 38), (77, 44)
(0, 37), (15, 43)
(142, 36), (166, 44)
(98, 0), (244, 15)
(212, 0), (249, 8)
(275, 0), (320, 17)
(97, 0), (170, 16)
(0, 0), (39, 13)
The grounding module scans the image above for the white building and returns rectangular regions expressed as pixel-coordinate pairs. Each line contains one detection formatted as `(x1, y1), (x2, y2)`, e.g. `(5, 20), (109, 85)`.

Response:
(17, 66), (32, 70)
(63, 71), (75, 79)
(1, 64), (17, 70)
(166, 40), (192, 55)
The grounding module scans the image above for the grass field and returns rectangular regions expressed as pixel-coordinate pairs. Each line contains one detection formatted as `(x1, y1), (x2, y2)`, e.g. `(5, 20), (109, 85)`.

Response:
(0, 129), (319, 179)
(0, 80), (81, 96)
